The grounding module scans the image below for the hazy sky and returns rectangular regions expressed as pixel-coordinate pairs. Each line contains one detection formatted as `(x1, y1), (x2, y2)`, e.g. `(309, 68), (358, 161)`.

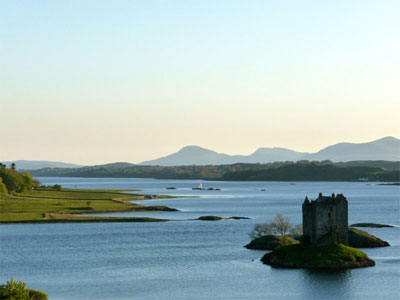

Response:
(1, 0), (399, 165)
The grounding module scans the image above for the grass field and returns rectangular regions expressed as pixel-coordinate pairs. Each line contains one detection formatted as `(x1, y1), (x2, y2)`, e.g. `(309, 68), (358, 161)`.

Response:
(0, 187), (176, 223)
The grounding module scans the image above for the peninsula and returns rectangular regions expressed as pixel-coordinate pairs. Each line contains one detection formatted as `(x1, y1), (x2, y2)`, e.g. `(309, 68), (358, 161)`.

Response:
(0, 165), (176, 224)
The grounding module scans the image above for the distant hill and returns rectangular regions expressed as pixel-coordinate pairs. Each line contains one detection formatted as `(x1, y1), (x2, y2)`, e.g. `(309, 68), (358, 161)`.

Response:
(140, 137), (400, 166)
(140, 146), (239, 166)
(90, 162), (135, 168)
(303, 137), (400, 162)
(139, 146), (307, 166)
(2, 160), (83, 170)
(27, 160), (399, 182)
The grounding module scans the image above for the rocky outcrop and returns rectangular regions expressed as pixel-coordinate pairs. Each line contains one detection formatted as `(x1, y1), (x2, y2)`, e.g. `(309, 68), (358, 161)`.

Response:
(350, 223), (395, 228)
(348, 228), (390, 247)
(245, 235), (298, 250)
(196, 216), (250, 221)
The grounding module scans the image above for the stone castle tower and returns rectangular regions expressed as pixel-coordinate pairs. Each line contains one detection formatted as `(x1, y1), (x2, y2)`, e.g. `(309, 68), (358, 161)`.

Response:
(302, 193), (348, 245)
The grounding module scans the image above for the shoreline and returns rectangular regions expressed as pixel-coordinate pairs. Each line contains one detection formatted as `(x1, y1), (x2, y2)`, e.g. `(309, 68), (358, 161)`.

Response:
(0, 187), (179, 224)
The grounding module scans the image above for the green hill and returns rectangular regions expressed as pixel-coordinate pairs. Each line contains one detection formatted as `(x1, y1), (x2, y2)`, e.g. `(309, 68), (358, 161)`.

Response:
(26, 161), (399, 182)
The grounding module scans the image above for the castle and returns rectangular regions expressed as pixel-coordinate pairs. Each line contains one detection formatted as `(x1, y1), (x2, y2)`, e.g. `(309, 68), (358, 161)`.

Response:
(302, 193), (348, 245)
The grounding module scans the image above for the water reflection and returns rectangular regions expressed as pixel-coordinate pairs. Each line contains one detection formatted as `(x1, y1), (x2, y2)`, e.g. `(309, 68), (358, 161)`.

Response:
(300, 269), (351, 299)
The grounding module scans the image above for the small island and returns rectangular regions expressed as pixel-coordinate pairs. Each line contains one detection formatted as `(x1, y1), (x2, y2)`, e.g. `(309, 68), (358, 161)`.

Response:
(245, 235), (298, 250)
(247, 227), (390, 250)
(348, 227), (390, 247)
(192, 183), (221, 191)
(257, 193), (377, 269)
(196, 215), (250, 221)
(261, 243), (375, 269)
(350, 222), (395, 228)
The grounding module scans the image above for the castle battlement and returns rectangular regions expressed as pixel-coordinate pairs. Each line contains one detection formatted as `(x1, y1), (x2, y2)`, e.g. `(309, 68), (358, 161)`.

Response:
(302, 193), (348, 245)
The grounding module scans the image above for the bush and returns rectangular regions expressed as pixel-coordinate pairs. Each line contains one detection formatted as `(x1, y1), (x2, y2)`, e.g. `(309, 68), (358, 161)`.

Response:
(0, 278), (48, 300)
(21, 172), (35, 190)
(28, 289), (48, 300)
(53, 184), (62, 191)
(0, 168), (37, 193)
(0, 278), (29, 299)
(0, 178), (8, 194)
(0, 168), (25, 193)
(33, 179), (42, 188)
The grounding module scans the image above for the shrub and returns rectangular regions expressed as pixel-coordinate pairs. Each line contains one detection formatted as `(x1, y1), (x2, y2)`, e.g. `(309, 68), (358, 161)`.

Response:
(0, 178), (8, 194)
(21, 172), (35, 190)
(28, 289), (48, 300)
(0, 278), (48, 300)
(33, 178), (42, 188)
(0, 168), (25, 193)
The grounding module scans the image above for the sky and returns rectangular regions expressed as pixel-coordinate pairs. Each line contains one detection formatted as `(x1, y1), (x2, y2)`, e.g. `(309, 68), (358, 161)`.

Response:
(1, 0), (399, 165)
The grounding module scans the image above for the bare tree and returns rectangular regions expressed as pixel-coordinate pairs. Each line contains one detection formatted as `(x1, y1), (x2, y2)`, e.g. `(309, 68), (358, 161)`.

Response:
(249, 214), (295, 240)
(271, 214), (293, 236)
(249, 223), (274, 240)
(290, 224), (303, 236)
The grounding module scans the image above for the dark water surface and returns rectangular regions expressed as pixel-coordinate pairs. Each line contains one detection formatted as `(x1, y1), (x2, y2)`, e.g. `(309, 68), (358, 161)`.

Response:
(1, 178), (399, 299)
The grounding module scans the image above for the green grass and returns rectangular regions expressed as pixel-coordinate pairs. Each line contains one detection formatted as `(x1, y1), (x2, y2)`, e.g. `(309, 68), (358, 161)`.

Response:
(245, 234), (299, 250)
(0, 188), (175, 223)
(265, 242), (373, 269)
(16, 187), (143, 200)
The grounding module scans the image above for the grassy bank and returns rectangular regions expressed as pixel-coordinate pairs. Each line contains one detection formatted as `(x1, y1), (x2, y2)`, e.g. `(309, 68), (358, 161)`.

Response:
(261, 243), (375, 269)
(0, 187), (176, 223)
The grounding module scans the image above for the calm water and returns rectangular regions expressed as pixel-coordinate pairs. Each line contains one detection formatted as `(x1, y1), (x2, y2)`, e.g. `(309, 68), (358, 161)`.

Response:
(1, 178), (399, 300)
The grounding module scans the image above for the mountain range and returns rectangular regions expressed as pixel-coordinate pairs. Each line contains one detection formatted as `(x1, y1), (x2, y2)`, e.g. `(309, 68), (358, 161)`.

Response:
(2, 137), (399, 169)
(2, 160), (83, 170)
(140, 136), (400, 166)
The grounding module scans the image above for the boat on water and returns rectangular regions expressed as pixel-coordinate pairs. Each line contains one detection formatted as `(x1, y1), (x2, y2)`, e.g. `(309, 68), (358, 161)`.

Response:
(192, 183), (221, 191)
(192, 183), (205, 190)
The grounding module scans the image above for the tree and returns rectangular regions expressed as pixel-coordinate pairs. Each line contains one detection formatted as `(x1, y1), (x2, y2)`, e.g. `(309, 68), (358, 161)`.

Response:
(33, 178), (41, 188)
(249, 223), (273, 240)
(10, 163), (16, 170)
(0, 168), (25, 193)
(0, 278), (29, 299)
(271, 214), (293, 236)
(249, 214), (296, 240)
(0, 278), (48, 300)
(0, 178), (8, 194)
(21, 173), (34, 190)
(290, 224), (303, 237)
(0, 168), (38, 193)
(53, 184), (62, 191)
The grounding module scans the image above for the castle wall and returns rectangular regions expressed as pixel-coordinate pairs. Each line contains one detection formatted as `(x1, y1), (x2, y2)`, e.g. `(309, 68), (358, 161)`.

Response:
(335, 198), (348, 244)
(302, 202), (312, 241)
(302, 194), (348, 245)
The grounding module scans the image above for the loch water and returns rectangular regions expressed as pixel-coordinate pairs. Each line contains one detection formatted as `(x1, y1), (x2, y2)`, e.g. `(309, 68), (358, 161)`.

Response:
(1, 178), (399, 300)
